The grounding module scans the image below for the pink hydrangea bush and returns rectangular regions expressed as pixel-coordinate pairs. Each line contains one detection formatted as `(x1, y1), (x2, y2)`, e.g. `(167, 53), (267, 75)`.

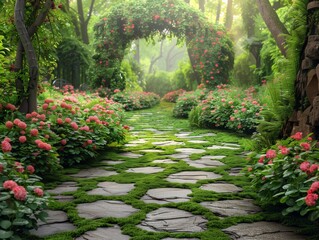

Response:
(249, 132), (319, 221)
(162, 89), (186, 103)
(0, 153), (49, 238)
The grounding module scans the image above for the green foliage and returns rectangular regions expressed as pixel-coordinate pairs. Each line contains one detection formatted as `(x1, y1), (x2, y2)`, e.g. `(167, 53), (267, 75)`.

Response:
(249, 132), (319, 221)
(232, 52), (258, 87)
(0, 154), (49, 239)
(172, 60), (196, 90)
(145, 71), (174, 96)
(93, 0), (234, 90)
(112, 91), (160, 111)
(121, 59), (144, 91)
(189, 85), (263, 134)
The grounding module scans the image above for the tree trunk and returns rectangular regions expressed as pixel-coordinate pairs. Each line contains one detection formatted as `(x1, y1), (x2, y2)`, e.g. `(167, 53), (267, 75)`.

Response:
(134, 40), (140, 64)
(256, 0), (289, 57)
(148, 41), (164, 74)
(199, 0), (205, 12)
(14, 0), (52, 113)
(282, 1), (319, 139)
(224, 0), (233, 31)
(215, 0), (222, 24)
(76, 0), (95, 44)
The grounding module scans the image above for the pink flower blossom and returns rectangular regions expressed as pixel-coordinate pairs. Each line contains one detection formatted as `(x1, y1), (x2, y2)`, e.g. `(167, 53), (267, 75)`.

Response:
(61, 139), (67, 145)
(300, 161), (310, 172)
(300, 142), (311, 151)
(27, 165), (35, 174)
(34, 188), (44, 197)
(17, 121), (27, 130)
(87, 139), (93, 145)
(19, 136), (27, 143)
(3, 180), (18, 190)
(291, 132), (303, 140)
(1, 140), (12, 153)
(14, 162), (24, 173)
(309, 164), (318, 174)
(57, 118), (63, 125)
(12, 186), (27, 201)
(305, 193), (318, 206)
(266, 149), (276, 159)
(5, 121), (13, 129)
(258, 156), (265, 163)
(42, 103), (49, 110)
(64, 117), (71, 123)
(279, 146), (289, 155)
(309, 181), (319, 193)
(30, 128), (39, 136)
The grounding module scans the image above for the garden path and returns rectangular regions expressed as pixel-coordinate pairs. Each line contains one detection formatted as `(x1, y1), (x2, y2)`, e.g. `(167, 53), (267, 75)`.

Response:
(30, 104), (308, 240)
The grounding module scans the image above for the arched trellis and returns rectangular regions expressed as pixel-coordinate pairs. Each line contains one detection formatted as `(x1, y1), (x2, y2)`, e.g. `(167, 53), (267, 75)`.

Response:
(93, 0), (234, 90)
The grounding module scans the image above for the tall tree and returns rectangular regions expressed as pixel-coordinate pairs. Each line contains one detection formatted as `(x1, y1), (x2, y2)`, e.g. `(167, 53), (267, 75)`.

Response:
(256, 0), (289, 57)
(225, 0), (233, 31)
(14, 0), (52, 113)
(76, 0), (95, 44)
(199, 0), (205, 12)
(215, 0), (222, 23)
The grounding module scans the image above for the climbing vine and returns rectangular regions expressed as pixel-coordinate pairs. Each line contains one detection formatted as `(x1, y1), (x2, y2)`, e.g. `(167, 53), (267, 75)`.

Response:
(93, 0), (234, 90)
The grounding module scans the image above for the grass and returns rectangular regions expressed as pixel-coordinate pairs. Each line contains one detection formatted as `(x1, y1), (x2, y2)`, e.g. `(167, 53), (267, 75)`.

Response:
(30, 101), (318, 240)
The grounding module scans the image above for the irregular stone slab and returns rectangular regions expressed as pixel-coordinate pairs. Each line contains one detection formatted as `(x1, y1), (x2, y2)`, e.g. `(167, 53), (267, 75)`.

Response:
(77, 200), (138, 219)
(175, 148), (206, 154)
(30, 210), (76, 237)
(47, 182), (78, 194)
(87, 182), (135, 196)
(140, 149), (165, 153)
(153, 159), (177, 164)
(126, 167), (165, 174)
(119, 152), (143, 158)
(138, 207), (207, 232)
(152, 141), (185, 146)
(175, 132), (192, 138)
(169, 153), (190, 159)
(200, 199), (261, 217)
(70, 168), (118, 178)
(124, 143), (139, 147)
(101, 160), (124, 165)
(229, 167), (244, 176)
(187, 140), (209, 144)
(199, 133), (216, 137)
(141, 188), (192, 204)
(166, 171), (221, 184)
(52, 195), (74, 202)
(223, 143), (241, 148)
(129, 139), (147, 144)
(75, 225), (130, 240)
(207, 145), (240, 150)
(201, 155), (226, 160)
(223, 221), (306, 240)
(30, 223), (76, 237)
(200, 183), (242, 193)
(186, 159), (225, 168)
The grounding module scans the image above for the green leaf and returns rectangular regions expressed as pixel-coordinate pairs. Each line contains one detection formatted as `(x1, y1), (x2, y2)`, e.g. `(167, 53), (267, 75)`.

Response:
(0, 230), (13, 239)
(12, 218), (29, 226)
(0, 220), (11, 230)
(285, 189), (298, 196)
(0, 194), (10, 201)
(1, 209), (16, 215)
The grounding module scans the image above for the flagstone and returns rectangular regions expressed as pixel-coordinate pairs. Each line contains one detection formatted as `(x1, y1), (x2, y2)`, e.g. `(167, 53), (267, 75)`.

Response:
(187, 140), (209, 144)
(152, 140), (185, 146)
(87, 182), (135, 196)
(70, 168), (118, 178)
(126, 166), (165, 174)
(175, 148), (206, 154)
(200, 199), (261, 217)
(222, 221), (306, 240)
(207, 145), (240, 150)
(166, 171), (222, 184)
(200, 183), (242, 193)
(153, 159), (177, 164)
(52, 195), (74, 202)
(229, 167), (244, 176)
(162, 238), (199, 240)
(77, 200), (138, 219)
(101, 160), (124, 165)
(30, 210), (76, 237)
(186, 159), (225, 168)
(47, 182), (78, 194)
(141, 188), (192, 204)
(119, 152), (143, 158)
(169, 153), (190, 159)
(200, 155), (226, 160)
(137, 207), (207, 232)
(75, 225), (130, 240)
(140, 149), (165, 153)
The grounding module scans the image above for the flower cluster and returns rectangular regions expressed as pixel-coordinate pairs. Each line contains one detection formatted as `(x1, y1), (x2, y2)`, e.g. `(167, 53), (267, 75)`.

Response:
(249, 132), (319, 221)
(162, 89), (186, 103)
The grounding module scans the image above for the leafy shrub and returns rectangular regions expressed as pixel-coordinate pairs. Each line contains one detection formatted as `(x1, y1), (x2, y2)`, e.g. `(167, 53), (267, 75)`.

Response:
(112, 91), (160, 111)
(189, 85), (263, 133)
(249, 132), (319, 221)
(162, 89), (186, 103)
(0, 153), (49, 239)
(173, 92), (200, 118)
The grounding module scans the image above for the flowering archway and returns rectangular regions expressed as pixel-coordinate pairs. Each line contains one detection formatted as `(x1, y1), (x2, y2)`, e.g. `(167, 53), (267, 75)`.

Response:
(93, 0), (234, 90)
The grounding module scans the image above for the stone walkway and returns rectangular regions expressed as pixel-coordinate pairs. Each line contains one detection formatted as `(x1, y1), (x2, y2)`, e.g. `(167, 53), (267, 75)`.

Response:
(29, 109), (308, 239)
